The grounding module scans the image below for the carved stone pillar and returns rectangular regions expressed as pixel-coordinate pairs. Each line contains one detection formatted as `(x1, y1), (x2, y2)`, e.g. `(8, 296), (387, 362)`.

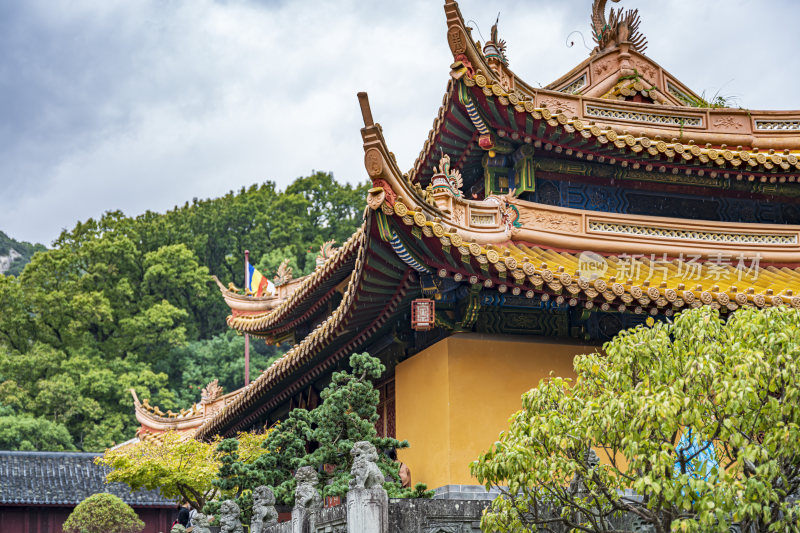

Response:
(346, 441), (388, 533)
(291, 466), (322, 533)
(346, 487), (388, 533)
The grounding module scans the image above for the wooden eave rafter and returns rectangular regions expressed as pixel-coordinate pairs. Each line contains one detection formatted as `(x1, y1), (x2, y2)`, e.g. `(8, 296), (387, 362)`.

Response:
(383, 200), (800, 314)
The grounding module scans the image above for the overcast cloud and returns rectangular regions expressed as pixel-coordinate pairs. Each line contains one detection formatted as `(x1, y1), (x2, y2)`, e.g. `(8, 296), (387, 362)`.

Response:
(0, 0), (796, 245)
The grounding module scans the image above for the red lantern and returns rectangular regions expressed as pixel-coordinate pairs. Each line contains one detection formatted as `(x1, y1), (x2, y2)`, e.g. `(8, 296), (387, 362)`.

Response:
(411, 298), (435, 331)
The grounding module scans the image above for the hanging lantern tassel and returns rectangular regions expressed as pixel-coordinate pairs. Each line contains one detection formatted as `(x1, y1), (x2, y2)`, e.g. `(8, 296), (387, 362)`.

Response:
(411, 298), (436, 331)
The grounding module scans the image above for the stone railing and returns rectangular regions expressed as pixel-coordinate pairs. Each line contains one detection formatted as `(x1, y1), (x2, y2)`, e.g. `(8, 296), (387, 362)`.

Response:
(202, 441), (491, 533)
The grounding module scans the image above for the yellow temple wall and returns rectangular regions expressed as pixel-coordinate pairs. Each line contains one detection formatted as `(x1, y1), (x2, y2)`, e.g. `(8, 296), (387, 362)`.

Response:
(395, 333), (594, 490)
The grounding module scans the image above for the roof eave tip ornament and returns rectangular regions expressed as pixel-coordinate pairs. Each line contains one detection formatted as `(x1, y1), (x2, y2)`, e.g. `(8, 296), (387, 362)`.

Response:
(357, 92), (374, 128)
(482, 13), (509, 67)
(590, 0), (648, 55)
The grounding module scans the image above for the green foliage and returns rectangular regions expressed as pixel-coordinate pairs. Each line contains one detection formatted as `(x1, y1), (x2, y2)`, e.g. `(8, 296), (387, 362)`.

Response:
(62, 493), (144, 533)
(159, 331), (283, 406)
(471, 307), (800, 532)
(0, 342), (175, 450)
(207, 352), (413, 516)
(99, 430), (269, 512)
(205, 434), (275, 523)
(396, 483), (435, 499)
(0, 414), (76, 451)
(99, 431), (222, 510)
(0, 172), (367, 450)
(304, 352), (408, 499)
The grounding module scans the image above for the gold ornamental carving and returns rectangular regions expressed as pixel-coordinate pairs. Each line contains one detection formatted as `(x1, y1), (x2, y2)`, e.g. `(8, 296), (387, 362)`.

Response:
(393, 201), (408, 217)
(364, 148), (384, 178)
(447, 27), (467, 55)
(201, 379), (224, 403)
(366, 187), (385, 211)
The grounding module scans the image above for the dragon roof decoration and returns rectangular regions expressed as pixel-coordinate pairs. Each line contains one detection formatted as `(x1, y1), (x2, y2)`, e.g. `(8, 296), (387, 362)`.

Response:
(591, 0), (648, 54)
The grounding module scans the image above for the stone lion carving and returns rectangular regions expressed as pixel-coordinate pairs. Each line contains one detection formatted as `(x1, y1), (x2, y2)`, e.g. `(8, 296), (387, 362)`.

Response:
(349, 441), (384, 490)
(251, 485), (278, 533)
(294, 466), (323, 511)
(219, 499), (244, 533)
(191, 513), (212, 533)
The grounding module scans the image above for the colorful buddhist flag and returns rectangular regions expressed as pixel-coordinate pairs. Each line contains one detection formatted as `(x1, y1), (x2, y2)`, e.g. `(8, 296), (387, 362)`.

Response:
(247, 264), (276, 296)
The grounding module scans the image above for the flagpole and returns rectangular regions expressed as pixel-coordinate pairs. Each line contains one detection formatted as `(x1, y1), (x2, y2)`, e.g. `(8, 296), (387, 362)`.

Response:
(244, 249), (250, 386)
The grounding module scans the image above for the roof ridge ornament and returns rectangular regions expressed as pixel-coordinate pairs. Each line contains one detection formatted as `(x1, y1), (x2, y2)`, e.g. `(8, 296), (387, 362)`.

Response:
(274, 258), (293, 286)
(482, 14), (508, 66)
(431, 153), (464, 198)
(315, 240), (337, 270)
(591, 0), (648, 55)
(201, 379), (224, 403)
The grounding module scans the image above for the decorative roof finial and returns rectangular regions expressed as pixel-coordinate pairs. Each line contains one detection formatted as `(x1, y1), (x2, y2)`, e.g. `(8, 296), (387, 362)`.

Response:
(201, 379), (224, 403)
(590, 0), (648, 54)
(315, 240), (337, 269)
(483, 13), (508, 66)
(274, 259), (293, 286)
(431, 153), (464, 198)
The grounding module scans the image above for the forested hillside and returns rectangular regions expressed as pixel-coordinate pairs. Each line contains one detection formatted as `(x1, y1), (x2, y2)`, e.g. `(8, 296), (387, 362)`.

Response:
(0, 231), (46, 277)
(0, 172), (369, 451)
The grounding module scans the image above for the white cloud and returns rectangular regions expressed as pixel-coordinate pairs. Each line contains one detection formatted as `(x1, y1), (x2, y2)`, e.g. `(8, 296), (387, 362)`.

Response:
(0, 0), (796, 244)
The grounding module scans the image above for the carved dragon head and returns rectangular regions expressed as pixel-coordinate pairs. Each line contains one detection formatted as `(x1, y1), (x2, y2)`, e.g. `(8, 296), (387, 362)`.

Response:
(315, 240), (337, 269)
(432, 154), (463, 197)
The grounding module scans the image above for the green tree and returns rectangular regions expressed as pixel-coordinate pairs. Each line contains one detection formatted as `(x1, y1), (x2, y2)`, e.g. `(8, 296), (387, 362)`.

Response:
(62, 493), (144, 533)
(0, 172), (367, 451)
(304, 352), (408, 498)
(472, 307), (800, 533)
(208, 353), (412, 512)
(0, 343), (175, 450)
(99, 431), (223, 510)
(0, 414), (76, 451)
(99, 430), (269, 511)
(159, 330), (284, 406)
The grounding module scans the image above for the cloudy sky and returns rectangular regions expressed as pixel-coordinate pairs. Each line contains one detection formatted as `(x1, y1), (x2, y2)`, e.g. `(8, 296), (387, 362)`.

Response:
(1, 0), (795, 245)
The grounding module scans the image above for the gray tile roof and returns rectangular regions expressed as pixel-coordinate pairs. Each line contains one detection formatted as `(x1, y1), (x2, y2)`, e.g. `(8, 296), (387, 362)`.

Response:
(0, 451), (175, 506)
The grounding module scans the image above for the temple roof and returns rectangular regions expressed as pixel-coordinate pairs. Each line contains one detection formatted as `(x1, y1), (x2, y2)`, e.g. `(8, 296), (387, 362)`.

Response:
(0, 451), (173, 507)
(132, 379), (242, 440)
(217, 232), (363, 342)
(197, 1), (800, 439)
(409, 0), (799, 194)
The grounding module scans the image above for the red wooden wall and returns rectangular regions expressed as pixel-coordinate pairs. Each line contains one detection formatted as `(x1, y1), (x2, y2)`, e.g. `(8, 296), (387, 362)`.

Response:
(0, 505), (174, 533)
